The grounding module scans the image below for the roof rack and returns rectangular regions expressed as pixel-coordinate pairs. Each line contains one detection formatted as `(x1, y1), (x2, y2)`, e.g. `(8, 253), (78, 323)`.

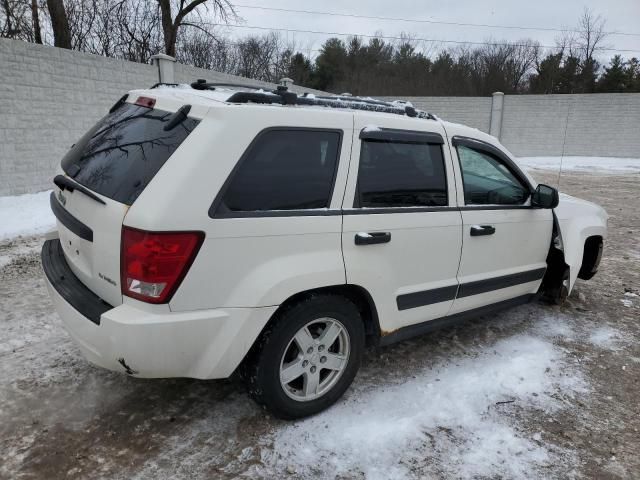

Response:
(227, 86), (435, 119)
(189, 79), (270, 91)
(150, 82), (179, 89)
(149, 80), (435, 120)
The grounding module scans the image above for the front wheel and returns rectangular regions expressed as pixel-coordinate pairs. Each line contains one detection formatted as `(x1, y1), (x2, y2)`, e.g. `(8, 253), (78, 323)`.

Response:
(243, 294), (365, 419)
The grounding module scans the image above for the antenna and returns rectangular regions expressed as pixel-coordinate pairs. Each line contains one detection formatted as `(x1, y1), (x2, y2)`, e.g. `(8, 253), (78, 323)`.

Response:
(557, 99), (572, 189)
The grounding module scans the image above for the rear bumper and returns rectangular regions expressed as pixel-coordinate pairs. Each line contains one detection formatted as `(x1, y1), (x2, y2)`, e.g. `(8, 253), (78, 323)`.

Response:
(42, 239), (277, 379)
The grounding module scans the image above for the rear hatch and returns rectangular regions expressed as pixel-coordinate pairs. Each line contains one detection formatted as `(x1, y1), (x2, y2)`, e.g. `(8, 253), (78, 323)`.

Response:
(51, 99), (200, 307)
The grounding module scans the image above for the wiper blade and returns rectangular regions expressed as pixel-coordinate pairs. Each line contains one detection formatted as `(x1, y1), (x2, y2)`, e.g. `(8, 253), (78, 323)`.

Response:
(53, 175), (106, 205)
(164, 105), (192, 131)
(109, 93), (129, 113)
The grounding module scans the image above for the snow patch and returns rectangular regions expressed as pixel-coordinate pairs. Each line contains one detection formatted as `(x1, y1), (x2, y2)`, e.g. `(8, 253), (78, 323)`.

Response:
(588, 326), (624, 350)
(622, 292), (637, 308)
(362, 124), (381, 132)
(0, 255), (11, 269)
(519, 156), (640, 174)
(533, 315), (575, 340)
(390, 99), (414, 108)
(263, 334), (586, 479)
(0, 190), (55, 241)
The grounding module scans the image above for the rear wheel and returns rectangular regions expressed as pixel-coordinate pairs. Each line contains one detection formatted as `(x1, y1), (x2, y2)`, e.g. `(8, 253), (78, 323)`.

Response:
(243, 294), (364, 419)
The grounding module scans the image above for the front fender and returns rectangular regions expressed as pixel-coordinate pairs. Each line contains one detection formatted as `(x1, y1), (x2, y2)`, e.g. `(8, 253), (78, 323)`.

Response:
(554, 194), (608, 293)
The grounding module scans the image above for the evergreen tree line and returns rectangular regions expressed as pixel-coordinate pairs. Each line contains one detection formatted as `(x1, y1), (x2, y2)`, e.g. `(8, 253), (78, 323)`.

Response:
(277, 10), (639, 95)
(283, 39), (640, 96)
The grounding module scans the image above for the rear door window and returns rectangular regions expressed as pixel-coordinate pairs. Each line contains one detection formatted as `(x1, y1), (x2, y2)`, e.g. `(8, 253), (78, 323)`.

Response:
(216, 129), (341, 213)
(356, 140), (448, 208)
(61, 103), (199, 205)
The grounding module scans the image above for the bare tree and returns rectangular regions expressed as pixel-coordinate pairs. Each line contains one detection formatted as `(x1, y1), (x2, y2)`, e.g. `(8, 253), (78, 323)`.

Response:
(1, 0), (34, 39)
(576, 8), (608, 62)
(46, 0), (71, 48)
(157, 0), (234, 57)
(30, 0), (42, 43)
(89, 0), (120, 57)
(504, 39), (540, 91)
(177, 27), (228, 70)
(234, 33), (281, 80)
(116, 0), (163, 62)
(66, 0), (98, 50)
(549, 8), (609, 93)
(1, 0), (18, 37)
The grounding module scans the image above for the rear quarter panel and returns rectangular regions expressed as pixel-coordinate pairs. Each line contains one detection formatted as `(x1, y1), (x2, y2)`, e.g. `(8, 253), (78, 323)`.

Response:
(125, 105), (354, 311)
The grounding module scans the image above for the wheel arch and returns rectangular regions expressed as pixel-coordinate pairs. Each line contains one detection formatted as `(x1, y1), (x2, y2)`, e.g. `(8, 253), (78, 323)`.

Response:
(578, 235), (604, 280)
(280, 284), (381, 345)
(245, 284), (382, 362)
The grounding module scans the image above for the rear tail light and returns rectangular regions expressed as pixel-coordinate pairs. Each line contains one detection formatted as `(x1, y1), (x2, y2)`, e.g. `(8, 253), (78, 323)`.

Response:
(121, 227), (204, 304)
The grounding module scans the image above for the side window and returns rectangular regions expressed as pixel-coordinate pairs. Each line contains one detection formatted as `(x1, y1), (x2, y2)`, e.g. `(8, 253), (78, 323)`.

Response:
(219, 129), (341, 212)
(456, 145), (529, 205)
(356, 140), (448, 208)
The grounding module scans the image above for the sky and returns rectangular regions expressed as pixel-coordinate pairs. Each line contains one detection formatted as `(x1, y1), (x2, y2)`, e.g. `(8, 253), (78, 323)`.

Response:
(216, 0), (640, 61)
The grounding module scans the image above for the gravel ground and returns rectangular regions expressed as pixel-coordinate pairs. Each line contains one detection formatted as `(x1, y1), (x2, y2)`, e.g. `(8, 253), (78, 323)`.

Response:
(0, 170), (638, 480)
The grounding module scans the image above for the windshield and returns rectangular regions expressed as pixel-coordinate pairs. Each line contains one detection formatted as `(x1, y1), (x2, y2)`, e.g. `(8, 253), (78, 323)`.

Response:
(61, 103), (200, 205)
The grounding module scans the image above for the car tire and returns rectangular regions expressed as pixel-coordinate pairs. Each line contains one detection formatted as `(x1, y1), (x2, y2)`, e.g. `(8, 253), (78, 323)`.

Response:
(242, 294), (365, 419)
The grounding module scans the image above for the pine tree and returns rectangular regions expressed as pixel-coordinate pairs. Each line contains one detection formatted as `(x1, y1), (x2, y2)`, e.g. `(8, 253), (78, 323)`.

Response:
(624, 57), (640, 92)
(598, 55), (628, 92)
(313, 38), (348, 92)
(529, 52), (563, 93)
(287, 53), (314, 87)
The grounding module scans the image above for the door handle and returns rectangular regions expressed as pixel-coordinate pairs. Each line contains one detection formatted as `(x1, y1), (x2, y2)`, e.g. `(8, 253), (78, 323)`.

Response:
(355, 232), (391, 245)
(470, 225), (496, 236)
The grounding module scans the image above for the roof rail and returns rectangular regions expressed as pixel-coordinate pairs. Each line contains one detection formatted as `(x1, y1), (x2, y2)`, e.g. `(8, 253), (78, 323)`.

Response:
(150, 82), (179, 89)
(190, 79), (270, 91)
(149, 80), (435, 120)
(228, 86), (435, 119)
(149, 80), (269, 91)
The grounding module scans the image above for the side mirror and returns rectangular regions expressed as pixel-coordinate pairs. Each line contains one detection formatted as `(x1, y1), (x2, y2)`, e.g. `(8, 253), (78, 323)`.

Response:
(531, 184), (559, 209)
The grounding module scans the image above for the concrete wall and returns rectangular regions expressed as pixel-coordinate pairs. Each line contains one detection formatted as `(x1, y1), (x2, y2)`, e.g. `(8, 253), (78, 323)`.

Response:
(0, 39), (158, 196)
(381, 96), (492, 133)
(385, 93), (640, 158)
(501, 93), (640, 157)
(0, 39), (322, 196)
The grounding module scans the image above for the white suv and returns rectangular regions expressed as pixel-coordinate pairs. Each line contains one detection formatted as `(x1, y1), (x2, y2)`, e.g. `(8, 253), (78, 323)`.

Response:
(42, 82), (607, 418)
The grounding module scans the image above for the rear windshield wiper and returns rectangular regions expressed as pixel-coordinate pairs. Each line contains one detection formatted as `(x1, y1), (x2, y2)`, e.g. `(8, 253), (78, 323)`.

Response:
(164, 105), (192, 131)
(53, 175), (106, 205)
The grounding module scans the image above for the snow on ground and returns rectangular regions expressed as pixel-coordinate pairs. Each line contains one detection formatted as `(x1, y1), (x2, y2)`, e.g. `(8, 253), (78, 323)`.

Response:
(0, 190), (55, 241)
(588, 326), (626, 351)
(519, 156), (640, 174)
(261, 325), (587, 479)
(1, 221), (634, 478)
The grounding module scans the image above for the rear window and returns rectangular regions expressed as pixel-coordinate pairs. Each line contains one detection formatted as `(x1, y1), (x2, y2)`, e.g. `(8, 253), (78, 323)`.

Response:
(356, 140), (448, 208)
(216, 129), (341, 213)
(61, 103), (200, 205)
